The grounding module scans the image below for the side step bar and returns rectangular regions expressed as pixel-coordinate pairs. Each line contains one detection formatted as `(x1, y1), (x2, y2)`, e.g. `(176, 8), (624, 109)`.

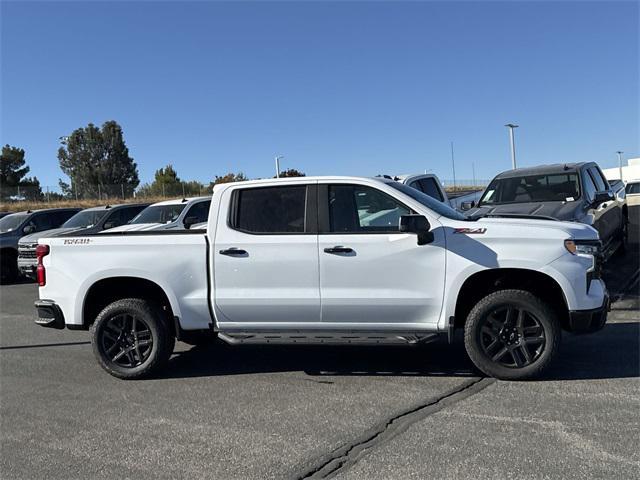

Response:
(217, 331), (440, 346)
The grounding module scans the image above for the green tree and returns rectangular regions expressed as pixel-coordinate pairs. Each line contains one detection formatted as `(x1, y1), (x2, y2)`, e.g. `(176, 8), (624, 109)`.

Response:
(0, 145), (43, 201)
(57, 121), (139, 199)
(275, 168), (305, 178)
(208, 172), (247, 190)
(137, 165), (205, 198)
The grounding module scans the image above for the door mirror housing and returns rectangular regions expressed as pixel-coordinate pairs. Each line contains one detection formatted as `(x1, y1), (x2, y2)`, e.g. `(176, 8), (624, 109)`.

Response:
(23, 225), (35, 235)
(103, 221), (116, 230)
(183, 216), (198, 230)
(592, 191), (614, 207)
(399, 215), (434, 245)
(461, 201), (475, 211)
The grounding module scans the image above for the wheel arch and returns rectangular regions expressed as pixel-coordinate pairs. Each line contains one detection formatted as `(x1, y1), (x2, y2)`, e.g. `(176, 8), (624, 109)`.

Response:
(453, 268), (570, 331)
(82, 276), (176, 333)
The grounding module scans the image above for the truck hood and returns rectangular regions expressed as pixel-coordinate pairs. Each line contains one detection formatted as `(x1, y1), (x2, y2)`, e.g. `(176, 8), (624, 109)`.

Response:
(475, 216), (597, 240)
(468, 201), (579, 221)
(19, 227), (83, 244)
(102, 223), (165, 233)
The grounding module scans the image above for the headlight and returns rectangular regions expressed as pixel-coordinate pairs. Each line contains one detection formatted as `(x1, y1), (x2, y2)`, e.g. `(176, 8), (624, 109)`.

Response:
(564, 239), (600, 256)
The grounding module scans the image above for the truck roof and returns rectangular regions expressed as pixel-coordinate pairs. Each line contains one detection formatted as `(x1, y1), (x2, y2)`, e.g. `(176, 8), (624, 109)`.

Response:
(494, 162), (595, 179)
(213, 176), (389, 189)
(81, 203), (150, 211)
(148, 196), (210, 206)
(4, 207), (81, 216)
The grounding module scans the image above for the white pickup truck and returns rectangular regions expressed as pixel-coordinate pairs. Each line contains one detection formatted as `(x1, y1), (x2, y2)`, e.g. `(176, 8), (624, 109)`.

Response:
(34, 176), (609, 380)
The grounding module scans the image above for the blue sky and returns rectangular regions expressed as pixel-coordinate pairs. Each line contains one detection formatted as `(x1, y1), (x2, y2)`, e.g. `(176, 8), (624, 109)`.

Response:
(1, 0), (638, 188)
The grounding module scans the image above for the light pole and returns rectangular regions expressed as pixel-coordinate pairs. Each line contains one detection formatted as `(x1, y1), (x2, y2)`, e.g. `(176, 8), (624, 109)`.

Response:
(505, 123), (519, 169)
(450, 141), (457, 191)
(275, 155), (284, 178)
(616, 151), (624, 181)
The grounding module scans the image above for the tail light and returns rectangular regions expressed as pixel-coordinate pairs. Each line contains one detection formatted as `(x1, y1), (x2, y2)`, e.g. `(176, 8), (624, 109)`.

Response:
(36, 244), (50, 286)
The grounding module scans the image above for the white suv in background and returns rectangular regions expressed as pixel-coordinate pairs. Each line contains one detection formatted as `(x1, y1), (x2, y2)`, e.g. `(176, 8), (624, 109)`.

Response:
(625, 180), (640, 206)
(103, 197), (211, 232)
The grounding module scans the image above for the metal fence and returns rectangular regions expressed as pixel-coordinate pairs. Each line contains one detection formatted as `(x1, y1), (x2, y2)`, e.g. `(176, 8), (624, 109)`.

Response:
(1, 179), (489, 208)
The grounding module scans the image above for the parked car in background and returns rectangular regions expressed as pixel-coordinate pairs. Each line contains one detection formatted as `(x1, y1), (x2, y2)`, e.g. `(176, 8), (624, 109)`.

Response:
(463, 162), (628, 260)
(625, 180), (640, 206)
(18, 203), (149, 278)
(103, 197), (211, 232)
(386, 174), (484, 211)
(0, 207), (80, 282)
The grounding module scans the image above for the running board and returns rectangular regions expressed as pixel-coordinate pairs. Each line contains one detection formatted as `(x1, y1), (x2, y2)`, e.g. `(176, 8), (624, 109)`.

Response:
(217, 331), (440, 346)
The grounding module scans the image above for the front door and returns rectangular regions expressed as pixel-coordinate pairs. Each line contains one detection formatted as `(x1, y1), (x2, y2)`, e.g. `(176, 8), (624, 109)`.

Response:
(317, 183), (446, 327)
(213, 183), (320, 325)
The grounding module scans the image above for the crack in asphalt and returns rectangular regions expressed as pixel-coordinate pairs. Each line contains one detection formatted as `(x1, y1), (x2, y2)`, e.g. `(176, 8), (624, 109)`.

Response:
(294, 376), (496, 479)
(0, 341), (90, 351)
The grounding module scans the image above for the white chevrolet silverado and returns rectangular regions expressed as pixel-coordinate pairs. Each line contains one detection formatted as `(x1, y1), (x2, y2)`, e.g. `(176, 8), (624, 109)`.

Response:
(34, 176), (609, 380)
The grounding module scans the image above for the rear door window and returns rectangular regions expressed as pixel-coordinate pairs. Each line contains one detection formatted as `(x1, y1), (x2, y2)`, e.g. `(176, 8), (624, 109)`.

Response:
(233, 186), (307, 234)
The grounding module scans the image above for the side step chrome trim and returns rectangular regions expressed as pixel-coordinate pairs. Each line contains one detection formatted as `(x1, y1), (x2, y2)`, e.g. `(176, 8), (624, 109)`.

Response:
(217, 331), (440, 346)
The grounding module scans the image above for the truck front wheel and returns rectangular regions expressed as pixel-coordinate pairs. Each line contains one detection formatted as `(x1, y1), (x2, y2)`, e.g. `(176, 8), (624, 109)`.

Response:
(90, 298), (175, 379)
(464, 290), (561, 380)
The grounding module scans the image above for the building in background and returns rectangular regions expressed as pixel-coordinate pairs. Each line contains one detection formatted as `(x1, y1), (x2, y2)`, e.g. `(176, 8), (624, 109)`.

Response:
(602, 157), (640, 182)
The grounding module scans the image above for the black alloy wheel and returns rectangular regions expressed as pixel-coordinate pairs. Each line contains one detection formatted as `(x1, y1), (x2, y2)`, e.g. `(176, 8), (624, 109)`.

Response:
(479, 305), (545, 368)
(101, 314), (154, 368)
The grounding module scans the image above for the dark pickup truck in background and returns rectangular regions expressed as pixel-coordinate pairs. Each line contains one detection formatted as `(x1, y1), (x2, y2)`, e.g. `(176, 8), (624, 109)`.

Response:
(463, 162), (628, 259)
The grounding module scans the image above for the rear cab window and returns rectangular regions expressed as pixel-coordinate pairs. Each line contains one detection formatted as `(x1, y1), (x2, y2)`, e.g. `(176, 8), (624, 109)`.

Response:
(230, 185), (308, 234)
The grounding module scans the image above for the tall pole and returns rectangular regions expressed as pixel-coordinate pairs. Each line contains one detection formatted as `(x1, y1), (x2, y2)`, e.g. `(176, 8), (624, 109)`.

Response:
(450, 141), (456, 191)
(275, 155), (284, 178)
(616, 151), (624, 181)
(472, 162), (476, 188)
(505, 123), (519, 169)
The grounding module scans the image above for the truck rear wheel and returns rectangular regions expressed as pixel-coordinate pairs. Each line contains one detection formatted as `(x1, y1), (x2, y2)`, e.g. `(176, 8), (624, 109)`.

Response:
(90, 298), (175, 379)
(464, 289), (561, 380)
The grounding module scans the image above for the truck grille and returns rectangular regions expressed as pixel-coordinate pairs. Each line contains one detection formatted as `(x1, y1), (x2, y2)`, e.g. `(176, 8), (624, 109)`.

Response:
(18, 243), (38, 259)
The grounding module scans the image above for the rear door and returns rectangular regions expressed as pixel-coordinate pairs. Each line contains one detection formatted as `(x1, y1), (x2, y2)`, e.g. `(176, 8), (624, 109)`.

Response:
(317, 182), (445, 327)
(213, 183), (320, 325)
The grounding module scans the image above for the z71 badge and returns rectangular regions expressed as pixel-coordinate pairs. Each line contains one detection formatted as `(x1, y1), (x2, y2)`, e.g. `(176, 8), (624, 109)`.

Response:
(454, 228), (487, 234)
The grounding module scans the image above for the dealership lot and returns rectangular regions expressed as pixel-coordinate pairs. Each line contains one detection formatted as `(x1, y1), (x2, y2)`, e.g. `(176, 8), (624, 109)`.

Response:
(1, 214), (638, 479)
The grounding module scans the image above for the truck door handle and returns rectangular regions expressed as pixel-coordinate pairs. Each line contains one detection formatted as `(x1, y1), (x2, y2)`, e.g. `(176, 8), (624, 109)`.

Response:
(323, 246), (354, 254)
(219, 248), (248, 256)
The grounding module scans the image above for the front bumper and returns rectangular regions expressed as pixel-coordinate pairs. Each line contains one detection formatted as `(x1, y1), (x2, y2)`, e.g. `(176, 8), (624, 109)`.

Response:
(34, 300), (65, 329)
(567, 292), (610, 334)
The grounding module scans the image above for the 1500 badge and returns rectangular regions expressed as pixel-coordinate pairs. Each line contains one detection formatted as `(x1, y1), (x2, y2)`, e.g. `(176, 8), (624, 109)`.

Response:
(454, 228), (487, 234)
(63, 238), (91, 245)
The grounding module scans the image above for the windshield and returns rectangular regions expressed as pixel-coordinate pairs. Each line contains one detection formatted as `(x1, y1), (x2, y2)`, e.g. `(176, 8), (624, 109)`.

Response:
(0, 213), (28, 233)
(130, 204), (186, 224)
(386, 182), (468, 221)
(63, 210), (109, 229)
(480, 173), (580, 205)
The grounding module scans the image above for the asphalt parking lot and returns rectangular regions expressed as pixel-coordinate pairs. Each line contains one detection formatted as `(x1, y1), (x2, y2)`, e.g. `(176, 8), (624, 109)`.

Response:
(1, 215), (638, 479)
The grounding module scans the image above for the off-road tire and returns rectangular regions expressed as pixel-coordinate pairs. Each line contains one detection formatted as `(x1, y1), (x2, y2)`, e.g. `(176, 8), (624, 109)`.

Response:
(90, 298), (175, 379)
(464, 289), (561, 380)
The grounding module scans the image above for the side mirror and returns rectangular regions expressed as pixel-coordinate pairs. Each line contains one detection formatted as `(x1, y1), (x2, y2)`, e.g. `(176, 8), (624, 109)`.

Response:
(400, 215), (434, 245)
(183, 216), (198, 230)
(23, 225), (35, 234)
(592, 191), (614, 206)
(461, 201), (475, 211)
(103, 222), (116, 230)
